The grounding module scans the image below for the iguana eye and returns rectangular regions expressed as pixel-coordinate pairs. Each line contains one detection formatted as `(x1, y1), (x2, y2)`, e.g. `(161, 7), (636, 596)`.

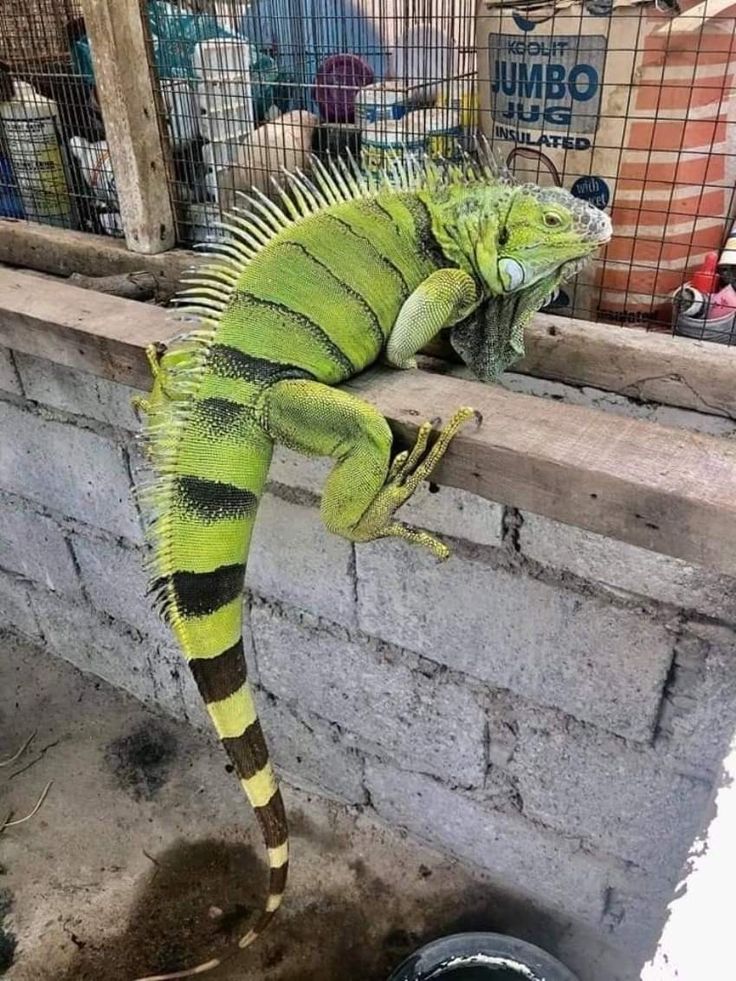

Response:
(544, 212), (562, 227)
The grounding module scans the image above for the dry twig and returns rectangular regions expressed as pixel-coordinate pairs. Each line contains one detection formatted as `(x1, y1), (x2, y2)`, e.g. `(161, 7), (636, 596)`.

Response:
(0, 731), (36, 767)
(0, 781), (53, 834)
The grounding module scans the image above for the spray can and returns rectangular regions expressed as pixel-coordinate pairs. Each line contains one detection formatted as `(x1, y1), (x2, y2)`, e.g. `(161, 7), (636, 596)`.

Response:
(0, 80), (74, 228)
(717, 215), (736, 286)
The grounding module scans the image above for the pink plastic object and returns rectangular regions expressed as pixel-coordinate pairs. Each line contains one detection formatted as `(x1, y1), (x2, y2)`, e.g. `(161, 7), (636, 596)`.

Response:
(715, 284), (736, 309)
(313, 54), (374, 124)
(707, 284), (736, 319)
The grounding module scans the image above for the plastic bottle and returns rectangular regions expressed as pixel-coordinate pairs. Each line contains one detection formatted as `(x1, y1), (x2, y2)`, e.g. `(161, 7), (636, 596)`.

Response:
(0, 78), (74, 228)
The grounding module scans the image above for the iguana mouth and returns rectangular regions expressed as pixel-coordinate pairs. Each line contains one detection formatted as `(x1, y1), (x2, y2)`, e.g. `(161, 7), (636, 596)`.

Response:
(559, 255), (590, 282)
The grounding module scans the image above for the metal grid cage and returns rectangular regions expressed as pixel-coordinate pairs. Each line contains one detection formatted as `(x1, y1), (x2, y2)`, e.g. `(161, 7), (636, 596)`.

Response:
(0, 0), (78, 68)
(139, 0), (736, 343)
(3, 0), (736, 344)
(140, 0), (476, 246)
(476, 0), (736, 342)
(0, 0), (121, 235)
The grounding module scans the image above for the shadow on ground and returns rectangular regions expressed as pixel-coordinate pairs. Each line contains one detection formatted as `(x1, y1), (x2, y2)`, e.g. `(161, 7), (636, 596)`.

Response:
(55, 814), (562, 981)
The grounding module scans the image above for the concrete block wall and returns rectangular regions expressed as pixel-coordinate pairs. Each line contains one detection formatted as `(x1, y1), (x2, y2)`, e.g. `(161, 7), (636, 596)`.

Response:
(3, 343), (736, 981)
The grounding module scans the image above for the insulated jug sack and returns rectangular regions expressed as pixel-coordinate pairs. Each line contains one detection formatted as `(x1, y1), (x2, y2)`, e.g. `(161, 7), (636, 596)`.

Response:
(476, 0), (736, 325)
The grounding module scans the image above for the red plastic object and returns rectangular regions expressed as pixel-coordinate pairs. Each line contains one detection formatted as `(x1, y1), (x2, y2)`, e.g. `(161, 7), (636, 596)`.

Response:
(690, 251), (720, 293)
(312, 54), (374, 124)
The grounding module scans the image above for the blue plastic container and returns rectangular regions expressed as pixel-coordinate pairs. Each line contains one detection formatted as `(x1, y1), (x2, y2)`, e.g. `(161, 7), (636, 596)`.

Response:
(0, 155), (24, 219)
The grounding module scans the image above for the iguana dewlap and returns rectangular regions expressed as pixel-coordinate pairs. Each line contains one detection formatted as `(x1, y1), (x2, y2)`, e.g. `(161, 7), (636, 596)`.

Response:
(133, 153), (610, 979)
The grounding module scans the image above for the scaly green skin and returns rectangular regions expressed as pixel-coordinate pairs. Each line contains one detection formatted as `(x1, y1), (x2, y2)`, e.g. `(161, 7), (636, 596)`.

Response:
(133, 155), (610, 980)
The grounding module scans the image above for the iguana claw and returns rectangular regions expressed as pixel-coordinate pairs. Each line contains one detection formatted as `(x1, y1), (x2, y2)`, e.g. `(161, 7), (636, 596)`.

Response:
(354, 406), (476, 560)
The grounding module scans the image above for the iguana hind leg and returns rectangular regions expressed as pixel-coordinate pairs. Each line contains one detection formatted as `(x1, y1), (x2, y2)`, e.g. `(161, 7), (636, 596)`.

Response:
(132, 343), (168, 417)
(262, 380), (475, 560)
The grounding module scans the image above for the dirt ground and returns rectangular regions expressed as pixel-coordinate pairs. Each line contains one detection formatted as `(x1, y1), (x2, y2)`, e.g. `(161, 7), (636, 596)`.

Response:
(0, 631), (564, 981)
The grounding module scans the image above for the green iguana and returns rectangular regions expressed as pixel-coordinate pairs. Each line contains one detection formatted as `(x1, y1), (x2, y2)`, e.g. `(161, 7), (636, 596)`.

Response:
(133, 151), (611, 980)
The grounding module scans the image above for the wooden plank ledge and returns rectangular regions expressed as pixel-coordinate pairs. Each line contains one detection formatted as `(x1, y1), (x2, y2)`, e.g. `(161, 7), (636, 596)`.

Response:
(1, 267), (735, 576)
(0, 221), (195, 297)
(351, 367), (736, 576)
(427, 313), (736, 420)
(4, 222), (736, 417)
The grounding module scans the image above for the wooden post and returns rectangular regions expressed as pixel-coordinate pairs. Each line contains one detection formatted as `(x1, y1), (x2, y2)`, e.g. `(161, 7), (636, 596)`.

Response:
(80, 0), (175, 254)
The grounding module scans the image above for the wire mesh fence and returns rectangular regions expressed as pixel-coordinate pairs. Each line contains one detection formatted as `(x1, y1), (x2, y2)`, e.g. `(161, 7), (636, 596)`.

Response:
(2, 0), (736, 344)
(139, 0), (736, 343)
(477, 0), (736, 342)
(140, 1), (476, 245)
(0, 0), (121, 235)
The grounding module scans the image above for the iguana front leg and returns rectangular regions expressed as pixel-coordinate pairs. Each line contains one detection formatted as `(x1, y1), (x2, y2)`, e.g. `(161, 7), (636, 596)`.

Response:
(261, 380), (475, 560)
(385, 267), (479, 370)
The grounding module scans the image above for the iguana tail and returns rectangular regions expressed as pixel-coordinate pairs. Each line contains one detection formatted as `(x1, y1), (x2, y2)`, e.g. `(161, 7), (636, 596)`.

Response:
(135, 350), (287, 979)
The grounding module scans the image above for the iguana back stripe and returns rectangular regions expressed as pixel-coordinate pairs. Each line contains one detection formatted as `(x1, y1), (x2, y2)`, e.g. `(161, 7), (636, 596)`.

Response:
(175, 477), (258, 523)
(164, 564), (245, 618)
(267, 240), (386, 349)
(322, 209), (411, 304)
(240, 763), (278, 807)
(268, 843), (289, 869)
(168, 598), (242, 656)
(254, 790), (288, 847)
(404, 196), (450, 267)
(193, 396), (250, 437)
(225, 290), (355, 379)
(326, 210), (413, 293)
(264, 860), (288, 889)
(188, 640), (247, 701)
(209, 345), (315, 385)
(208, 684), (258, 739)
(371, 198), (406, 238)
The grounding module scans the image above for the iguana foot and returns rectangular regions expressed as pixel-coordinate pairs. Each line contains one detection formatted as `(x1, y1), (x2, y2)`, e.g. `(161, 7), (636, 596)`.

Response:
(146, 341), (167, 379)
(131, 394), (150, 419)
(353, 406), (477, 560)
(132, 344), (169, 421)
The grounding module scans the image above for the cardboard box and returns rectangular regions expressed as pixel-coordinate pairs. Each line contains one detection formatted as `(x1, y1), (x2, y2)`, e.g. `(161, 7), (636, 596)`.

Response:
(476, 0), (735, 323)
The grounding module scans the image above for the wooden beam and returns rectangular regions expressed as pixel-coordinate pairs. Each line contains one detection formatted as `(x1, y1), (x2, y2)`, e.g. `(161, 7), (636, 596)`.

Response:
(80, 0), (175, 254)
(428, 313), (736, 420)
(5, 219), (736, 418)
(517, 312), (736, 421)
(1, 268), (735, 575)
(351, 367), (736, 576)
(0, 221), (195, 299)
(0, 268), (180, 390)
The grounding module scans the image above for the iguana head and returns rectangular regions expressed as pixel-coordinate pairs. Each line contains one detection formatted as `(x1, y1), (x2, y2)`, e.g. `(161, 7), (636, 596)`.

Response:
(492, 184), (612, 294)
(427, 182), (611, 297)
(425, 178), (611, 383)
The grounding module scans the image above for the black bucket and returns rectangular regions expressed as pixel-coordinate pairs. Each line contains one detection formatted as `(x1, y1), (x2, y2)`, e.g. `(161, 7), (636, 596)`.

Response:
(387, 933), (580, 981)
